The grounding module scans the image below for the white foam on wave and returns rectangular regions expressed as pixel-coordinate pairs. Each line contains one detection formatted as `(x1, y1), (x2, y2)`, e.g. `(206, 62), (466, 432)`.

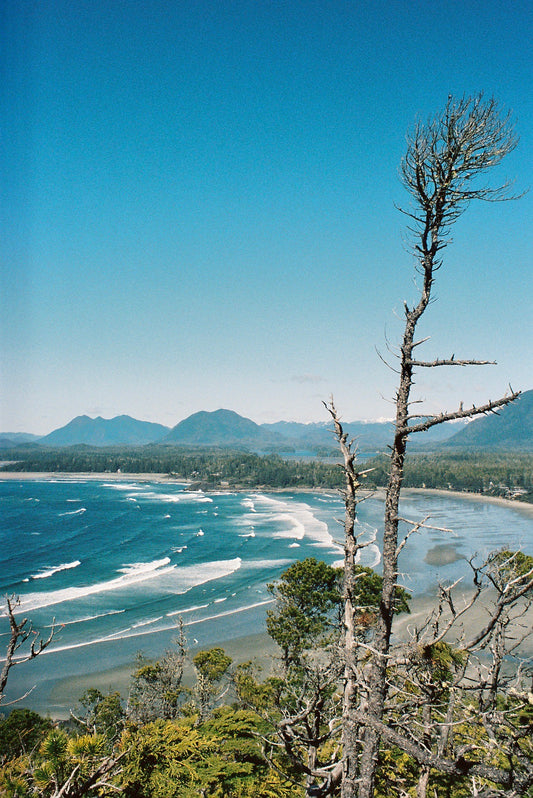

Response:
(14, 558), (176, 613)
(1, 595), (271, 661)
(32, 561), (81, 580)
(241, 497), (256, 512)
(103, 483), (144, 491)
(13, 557), (242, 614)
(45, 479), (88, 484)
(245, 558), (293, 570)
(351, 520), (381, 569)
(271, 512), (306, 539)
(166, 602), (210, 618)
(47, 609), (126, 628)
(360, 543), (381, 568)
(185, 598), (275, 628)
(117, 557), (171, 575)
(135, 490), (213, 504)
(131, 616), (164, 629)
(58, 508), (86, 517)
(135, 491), (182, 503)
(186, 490), (213, 503)
(244, 493), (337, 548)
(332, 543), (381, 571)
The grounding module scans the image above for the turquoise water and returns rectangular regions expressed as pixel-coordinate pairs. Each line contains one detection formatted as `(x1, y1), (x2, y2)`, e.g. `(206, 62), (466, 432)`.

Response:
(1, 478), (531, 710)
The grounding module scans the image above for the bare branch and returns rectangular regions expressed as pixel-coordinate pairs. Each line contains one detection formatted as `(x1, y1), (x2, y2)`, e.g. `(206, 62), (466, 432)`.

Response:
(354, 708), (531, 791)
(401, 391), (520, 435)
(355, 94), (523, 798)
(407, 357), (496, 368)
(464, 575), (533, 650)
(396, 515), (453, 557)
(1, 595), (55, 704)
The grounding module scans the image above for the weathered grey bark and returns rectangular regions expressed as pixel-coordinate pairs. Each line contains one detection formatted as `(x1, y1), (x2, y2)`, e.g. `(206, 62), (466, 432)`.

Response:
(269, 95), (524, 798)
(353, 94), (521, 798)
(383, 548), (533, 796)
(0, 594), (54, 704)
(324, 400), (364, 798)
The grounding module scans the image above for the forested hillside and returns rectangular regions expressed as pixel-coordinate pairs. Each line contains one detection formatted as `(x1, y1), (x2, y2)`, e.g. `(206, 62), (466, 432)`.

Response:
(2, 445), (532, 502)
(0, 445), (343, 489)
(364, 451), (532, 501)
(443, 388), (533, 450)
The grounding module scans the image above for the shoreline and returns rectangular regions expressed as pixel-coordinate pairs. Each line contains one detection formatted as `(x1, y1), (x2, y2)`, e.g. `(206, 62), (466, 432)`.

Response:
(0, 471), (186, 484)
(402, 487), (533, 516)
(2, 473), (531, 718)
(48, 631), (281, 719)
(0, 471), (531, 514)
(47, 588), (533, 720)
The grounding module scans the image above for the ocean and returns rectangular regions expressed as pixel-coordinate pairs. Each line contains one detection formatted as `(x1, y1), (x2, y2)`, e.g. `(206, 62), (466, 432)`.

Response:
(1, 477), (532, 713)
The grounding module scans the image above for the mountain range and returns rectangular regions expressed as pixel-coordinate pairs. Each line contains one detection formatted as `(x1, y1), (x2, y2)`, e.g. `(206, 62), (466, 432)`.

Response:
(38, 415), (170, 447)
(442, 389), (533, 451)
(2, 389), (531, 452)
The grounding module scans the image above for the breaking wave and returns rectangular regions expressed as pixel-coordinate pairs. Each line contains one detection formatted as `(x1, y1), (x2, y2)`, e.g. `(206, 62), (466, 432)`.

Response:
(58, 508), (86, 517)
(32, 561), (81, 580)
(14, 557), (242, 614)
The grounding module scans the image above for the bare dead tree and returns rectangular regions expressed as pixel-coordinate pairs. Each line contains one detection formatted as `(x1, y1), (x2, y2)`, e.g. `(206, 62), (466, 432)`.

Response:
(267, 94), (524, 798)
(354, 92), (522, 798)
(263, 401), (397, 797)
(324, 400), (370, 796)
(378, 550), (533, 798)
(0, 594), (54, 705)
(45, 753), (124, 798)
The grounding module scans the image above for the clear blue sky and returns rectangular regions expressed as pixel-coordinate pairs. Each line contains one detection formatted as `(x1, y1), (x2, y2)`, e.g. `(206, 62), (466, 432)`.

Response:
(1, 0), (532, 433)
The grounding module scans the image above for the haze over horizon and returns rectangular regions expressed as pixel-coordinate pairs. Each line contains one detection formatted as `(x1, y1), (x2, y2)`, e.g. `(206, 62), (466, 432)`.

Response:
(4, 407), (400, 439)
(2, 1), (532, 435)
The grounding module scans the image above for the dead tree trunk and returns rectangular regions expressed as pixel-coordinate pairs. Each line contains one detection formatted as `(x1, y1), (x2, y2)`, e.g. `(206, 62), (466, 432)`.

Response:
(325, 400), (364, 798)
(1, 595), (54, 705)
(354, 94), (521, 798)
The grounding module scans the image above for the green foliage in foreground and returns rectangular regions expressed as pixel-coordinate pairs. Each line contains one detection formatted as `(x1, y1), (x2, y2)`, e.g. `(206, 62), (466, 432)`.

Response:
(266, 558), (410, 665)
(1, 559), (531, 797)
(0, 708), (53, 761)
(2, 695), (531, 798)
(0, 707), (301, 798)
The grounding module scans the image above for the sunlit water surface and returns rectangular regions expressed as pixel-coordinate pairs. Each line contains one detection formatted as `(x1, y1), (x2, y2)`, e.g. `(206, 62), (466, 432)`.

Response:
(1, 478), (531, 710)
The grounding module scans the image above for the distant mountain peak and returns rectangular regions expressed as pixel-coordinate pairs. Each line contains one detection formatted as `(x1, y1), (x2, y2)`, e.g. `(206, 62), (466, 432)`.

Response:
(10, 392), (531, 452)
(444, 389), (533, 451)
(163, 409), (269, 447)
(39, 415), (170, 447)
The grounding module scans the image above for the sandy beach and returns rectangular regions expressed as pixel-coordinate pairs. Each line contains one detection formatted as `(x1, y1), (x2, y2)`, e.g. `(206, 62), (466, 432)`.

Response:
(49, 631), (281, 717)
(403, 487), (533, 517)
(0, 471), (186, 484)
(2, 473), (531, 718)
(0, 471), (531, 515)
(47, 588), (533, 720)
